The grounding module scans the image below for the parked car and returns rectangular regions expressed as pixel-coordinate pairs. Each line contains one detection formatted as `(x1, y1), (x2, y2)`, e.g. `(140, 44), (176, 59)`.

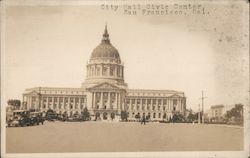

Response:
(7, 110), (31, 127)
(30, 112), (45, 125)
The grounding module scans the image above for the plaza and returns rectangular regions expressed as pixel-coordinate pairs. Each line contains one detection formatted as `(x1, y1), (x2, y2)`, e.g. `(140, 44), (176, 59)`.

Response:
(6, 122), (243, 153)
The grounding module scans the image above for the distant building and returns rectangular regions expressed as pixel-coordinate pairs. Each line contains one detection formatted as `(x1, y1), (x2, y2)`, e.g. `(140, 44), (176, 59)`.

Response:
(22, 25), (186, 121)
(206, 104), (235, 122)
(211, 105), (224, 118)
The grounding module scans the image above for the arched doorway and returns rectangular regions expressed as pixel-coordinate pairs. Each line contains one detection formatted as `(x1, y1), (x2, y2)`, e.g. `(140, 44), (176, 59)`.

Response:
(103, 112), (108, 120)
(110, 112), (115, 120)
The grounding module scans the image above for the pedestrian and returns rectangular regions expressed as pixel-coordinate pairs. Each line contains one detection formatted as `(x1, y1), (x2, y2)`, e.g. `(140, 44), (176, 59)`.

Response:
(143, 115), (146, 125)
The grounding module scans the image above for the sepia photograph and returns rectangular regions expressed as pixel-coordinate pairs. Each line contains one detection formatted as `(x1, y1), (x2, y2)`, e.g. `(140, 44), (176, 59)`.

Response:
(1, 0), (249, 157)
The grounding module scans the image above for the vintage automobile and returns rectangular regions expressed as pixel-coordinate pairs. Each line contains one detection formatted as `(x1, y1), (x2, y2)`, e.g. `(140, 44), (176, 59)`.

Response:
(7, 110), (30, 127)
(7, 110), (45, 127)
(45, 109), (60, 121)
(30, 112), (45, 125)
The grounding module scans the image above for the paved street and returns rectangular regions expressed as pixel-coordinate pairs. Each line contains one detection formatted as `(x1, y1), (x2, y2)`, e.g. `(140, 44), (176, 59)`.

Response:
(6, 122), (243, 153)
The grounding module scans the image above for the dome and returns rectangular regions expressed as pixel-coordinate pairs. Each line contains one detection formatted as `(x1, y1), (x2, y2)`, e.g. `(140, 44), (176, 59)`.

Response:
(91, 43), (120, 60)
(90, 25), (121, 61)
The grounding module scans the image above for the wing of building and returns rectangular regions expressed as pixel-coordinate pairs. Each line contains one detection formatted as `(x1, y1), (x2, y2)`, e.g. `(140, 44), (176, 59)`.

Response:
(22, 25), (186, 121)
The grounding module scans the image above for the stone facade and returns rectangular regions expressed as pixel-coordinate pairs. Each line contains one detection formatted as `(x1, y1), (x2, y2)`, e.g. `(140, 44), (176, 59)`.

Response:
(22, 25), (186, 121)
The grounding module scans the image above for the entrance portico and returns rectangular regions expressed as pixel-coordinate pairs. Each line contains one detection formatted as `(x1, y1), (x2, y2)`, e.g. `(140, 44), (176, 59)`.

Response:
(87, 82), (126, 119)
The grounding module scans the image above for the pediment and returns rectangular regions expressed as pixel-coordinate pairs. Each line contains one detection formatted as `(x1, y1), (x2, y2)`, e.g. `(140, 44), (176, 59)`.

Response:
(170, 94), (182, 98)
(90, 82), (121, 90)
(25, 90), (39, 95)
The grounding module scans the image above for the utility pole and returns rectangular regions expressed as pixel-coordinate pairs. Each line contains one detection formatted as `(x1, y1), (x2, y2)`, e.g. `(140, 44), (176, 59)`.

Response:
(199, 90), (207, 124)
(198, 104), (200, 124)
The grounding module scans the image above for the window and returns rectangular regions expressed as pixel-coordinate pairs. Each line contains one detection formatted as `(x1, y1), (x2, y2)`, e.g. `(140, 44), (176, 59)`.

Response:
(132, 99), (135, 104)
(152, 106), (155, 110)
(158, 99), (161, 105)
(137, 99), (140, 105)
(147, 99), (151, 105)
(158, 113), (161, 118)
(97, 67), (100, 76)
(173, 99), (177, 105)
(142, 99), (146, 104)
(110, 67), (114, 76)
(163, 99), (167, 105)
(91, 68), (95, 75)
(153, 99), (156, 105)
(153, 113), (156, 118)
(126, 99), (130, 104)
(103, 67), (107, 76)
(147, 105), (150, 110)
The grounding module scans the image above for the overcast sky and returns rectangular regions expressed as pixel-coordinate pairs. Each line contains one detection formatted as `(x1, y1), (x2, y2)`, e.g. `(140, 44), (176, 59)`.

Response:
(2, 2), (249, 111)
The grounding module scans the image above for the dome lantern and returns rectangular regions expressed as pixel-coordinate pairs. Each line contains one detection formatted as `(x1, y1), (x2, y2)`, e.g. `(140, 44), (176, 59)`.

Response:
(102, 24), (110, 44)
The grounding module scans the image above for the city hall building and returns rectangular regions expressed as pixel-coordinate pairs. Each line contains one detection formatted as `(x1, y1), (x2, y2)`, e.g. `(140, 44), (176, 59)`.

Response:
(22, 26), (186, 121)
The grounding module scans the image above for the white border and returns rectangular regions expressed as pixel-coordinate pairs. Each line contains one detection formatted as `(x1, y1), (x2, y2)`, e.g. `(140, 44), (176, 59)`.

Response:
(1, 0), (249, 158)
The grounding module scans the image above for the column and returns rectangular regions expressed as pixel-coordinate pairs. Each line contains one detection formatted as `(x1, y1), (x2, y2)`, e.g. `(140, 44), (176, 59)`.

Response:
(117, 93), (120, 110)
(130, 98), (132, 111)
(45, 97), (49, 109)
(62, 97), (65, 110)
(140, 98), (143, 111)
(178, 99), (181, 111)
(161, 99), (164, 112)
(73, 97), (76, 111)
(114, 93), (117, 110)
(100, 92), (103, 109)
(151, 99), (153, 111)
(92, 92), (94, 108)
(107, 92), (110, 109)
(27, 96), (30, 109)
(93, 92), (96, 108)
(52, 96), (55, 110)
(78, 97), (81, 111)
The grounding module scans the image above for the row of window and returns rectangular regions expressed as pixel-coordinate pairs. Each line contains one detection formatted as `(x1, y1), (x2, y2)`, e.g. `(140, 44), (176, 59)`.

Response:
(128, 93), (183, 97)
(126, 98), (180, 105)
(88, 66), (123, 77)
(40, 97), (85, 103)
(35, 103), (85, 110)
(39, 91), (83, 94)
(127, 105), (176, 111)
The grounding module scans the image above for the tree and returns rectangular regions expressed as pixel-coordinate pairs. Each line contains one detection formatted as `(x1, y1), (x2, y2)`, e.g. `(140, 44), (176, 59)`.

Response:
(172, 112), (185, 123)
(121, 110), (128, 121)
(187, 112), (198, 123)
(225, 104), (243, 124)
(7, 99), (21, 109)
(81, 107), (90, 121)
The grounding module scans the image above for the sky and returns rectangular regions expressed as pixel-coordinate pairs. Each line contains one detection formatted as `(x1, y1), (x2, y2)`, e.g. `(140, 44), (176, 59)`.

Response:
(2, 2), (249, 111)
